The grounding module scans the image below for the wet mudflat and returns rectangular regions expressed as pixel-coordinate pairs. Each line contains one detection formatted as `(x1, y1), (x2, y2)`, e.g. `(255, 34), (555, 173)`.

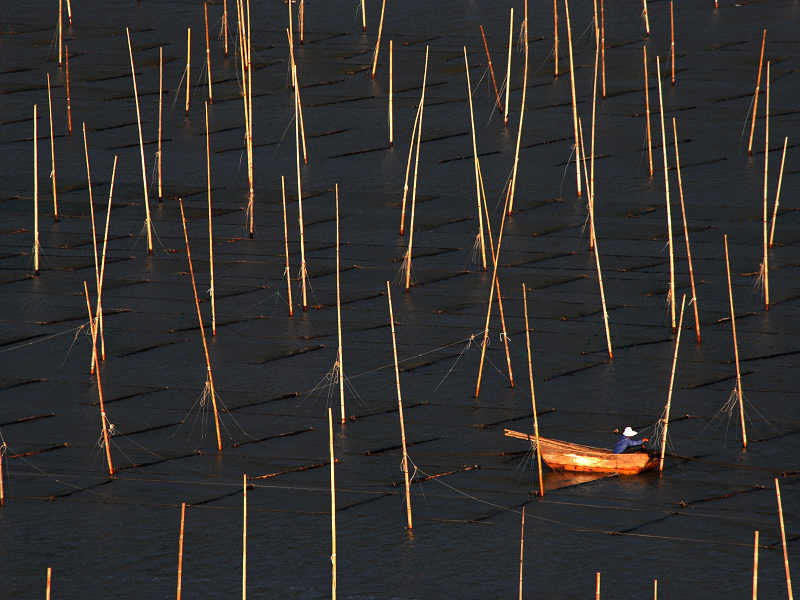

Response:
(1, 0), (800, 598)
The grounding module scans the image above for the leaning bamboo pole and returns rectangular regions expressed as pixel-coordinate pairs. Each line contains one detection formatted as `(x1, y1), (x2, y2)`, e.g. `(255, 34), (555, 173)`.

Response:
(34, 105), (39, 276)
(564, 0), (582, 198)
(179, 200), (223, 452)
(589, 7), (600, 243)
(724, 234), (747, 449)
(643, 0), (650, 35)
(670, 0), (675, 86)
(126, 28), (153, 255)
(387, 281), (413, 530)
(65, 45), (72, 135)
(95, 158), (116, 364)
(600, 0), (606, 97)
(158, 47), (163, 201)
(553, 0), (558, 77)
(294, 63), (308, 311)
(507, 21), (529, 215)
(748, 30), (767, 156)
(371, 0), (386, 80)
(480, 26), (503, 114)
(281, 176), (293, 316)
(360, 0), (366, 31)
(46, 74), (58, 221)
(66, 0), (71, 25)
(644, 46), (653, 178)
(185, 28), (191, 114)
(753, 530), (759, 600)
(405, 47), (430, 292)
(83, 281), (113, 476)
(335, 184), (346, 424)
(177, 502), (185, 600)
(328, 407), (337, 600)
(288, 32), (308, 165)
(770, 136), (788, 247)
(656, 56), (676, 332)
(84, 125), (102, 372)
(519, 506), (526, 600)
(522, 284), (543, 496)
(399, 101), (422, 235)
(672, 119), (701, 344)
(658, 294), (686, 472)
(206, 103), (216, 336)
(505, 8), (514, 124)
(464, 47), (487, 271)
(763, 61), (770, 311)
(242, 474), (247, 600)
(775, 478), (794, 600)
(205, 2), (213, 103)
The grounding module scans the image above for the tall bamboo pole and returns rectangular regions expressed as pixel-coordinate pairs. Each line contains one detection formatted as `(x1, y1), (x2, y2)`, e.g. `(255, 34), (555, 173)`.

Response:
(34, 105), (39, 276)
(205, 3), (213, 103)
(480, 26), (503, 114)
(176, 502), (185, 600)
(748, 30), (767, 156)
(83, 282), (113, 476)
(387, 281), (413, 529)
(185, 28), (191, 114)
(505, 8), (514, 124)
(523, 284), (543, 496)
(518, 506), (526, 600)
(763, 61), (770, 311)
(300, 0), (304, 44)
(399, 101), (422, 235)
(600, 0), (606, 97)
(564, 0), (582, 198)
(658, 294), (686, 472)
(753, 530), (759, 600)
(281, 176), (293, 316)
(553, 0), (558, 77)
(158, 47), (163, 201)
(242, 473), (247, 600)
(294, 63), (308, 311)
(644, 45), (653, 177)
(335, 184), (346, 424)
(329, 407), (337, 600)
(288, 32), (307, 165)
(775, 478), (794, 600)
(96, 157), (116, 363)
(670, 1), (675, 86)
(507, 21), (529, 215)
(371, 0), (386, 80)
(206, 103), (216, 336)
(46, 74), (58, 221)
(656, 56), (676, 332)
(405, 47), (429, 291)
(724, 234), (747, 449)
(85, 124), (103, 371)
(770, 137), (788, 247)
(389, 40), (394, 146)
(65, 45), (72, 135)
(464, 47), (487, 271)
(179, 200), (223, 452)
(224, 0), (228, 56)
(58, 0), (63, 67)
(126, 28), (153, 255)
(672, 118), (701, 344)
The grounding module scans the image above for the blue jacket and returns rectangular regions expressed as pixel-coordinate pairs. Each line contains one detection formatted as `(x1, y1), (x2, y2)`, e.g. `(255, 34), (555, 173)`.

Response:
(613, 436), (644, 454)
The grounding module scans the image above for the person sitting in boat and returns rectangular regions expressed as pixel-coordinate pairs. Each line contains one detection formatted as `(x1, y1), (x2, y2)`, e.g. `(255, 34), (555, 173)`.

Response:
(613, 427), (648, 454)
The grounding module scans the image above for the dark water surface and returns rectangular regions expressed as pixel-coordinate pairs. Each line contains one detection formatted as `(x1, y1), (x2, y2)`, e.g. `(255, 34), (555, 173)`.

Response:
(2, 0), (800, 597)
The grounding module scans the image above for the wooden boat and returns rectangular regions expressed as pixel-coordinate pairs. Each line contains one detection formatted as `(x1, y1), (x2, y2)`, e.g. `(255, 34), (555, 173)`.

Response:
(504, 429), (658, 475)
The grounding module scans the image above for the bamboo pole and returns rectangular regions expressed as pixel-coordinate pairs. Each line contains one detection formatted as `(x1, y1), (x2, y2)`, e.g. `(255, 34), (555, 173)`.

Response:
(596, 572), (600, 600)
(523, 284), (543, 496)
(46, 567), (52, 600)
(552, 1), (558, 77)
(656, 56), (676, 332)
(653, 579), (658, 600)
(288, 0), (293, 45)
(564, 0), (582, 198)
(589, 9), (600, 242)
(748, 30), (766, 156)
(464, 47), (487, 272)
(672, 119), (701, 344)
(66, 0), (71, 24)
(775, 478), (794, 600)
(281, 176), (293, 316)
(94, 156), (116, 365)
(83, 281), (113, 476)
(399, 101), (422, 235)
(158, 47), (163, 201)
(246, 0), (253, 182)
(206, 103), (216, 336)
(224, 0), (228, 56)
(644, 45), (653, 178)
(360, 0), (366, 32)
(658, 294), (686, 472)
(287, 34), (308, 165)
(58, 0), (62, 67)
(329, 407), (337, 600)
(389, 40), (393, 146)
(335, 185), (346, 424)
(643, 0), (650, 35)
(387, 281), (413, 530)
(480, 26), (503, 114)
(475, 189), (511, 397)
(763, 61), (770, 311)
(507, 22), (529, 215)
(242, 474), (247, 600)
(179, 200), (223, 452)
(753, 530), (759, 600)
(770, 136), (788, 247)
(205, 3), (213, 103)
(126, 28), (153, 255)
(34, 105), (39, 276)
(46, 74), (58, 221)
(371, 0), (386, 80)
(600, 0), (606, 97)
(518, 506), (526, 600)
(505, 8), (514, 124)
(177, 502), (185, 600)
(670, 0), (675, 86)
(65, 44), (72, 135)
(85, 124), (103, 371)
(185, 28), (191, 114)
(300, 0), (304, 44)
(294, 63), (308, 312)
(405, 47), (429, 291)
(724, 234), (747, 448)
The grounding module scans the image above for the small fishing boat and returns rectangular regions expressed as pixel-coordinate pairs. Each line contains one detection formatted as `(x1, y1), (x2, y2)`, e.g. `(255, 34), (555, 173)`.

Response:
(504, 429), (658, 475)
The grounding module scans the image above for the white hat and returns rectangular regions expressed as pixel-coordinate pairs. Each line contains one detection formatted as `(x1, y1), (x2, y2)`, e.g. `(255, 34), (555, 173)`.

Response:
(623, 427), (637, 437)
